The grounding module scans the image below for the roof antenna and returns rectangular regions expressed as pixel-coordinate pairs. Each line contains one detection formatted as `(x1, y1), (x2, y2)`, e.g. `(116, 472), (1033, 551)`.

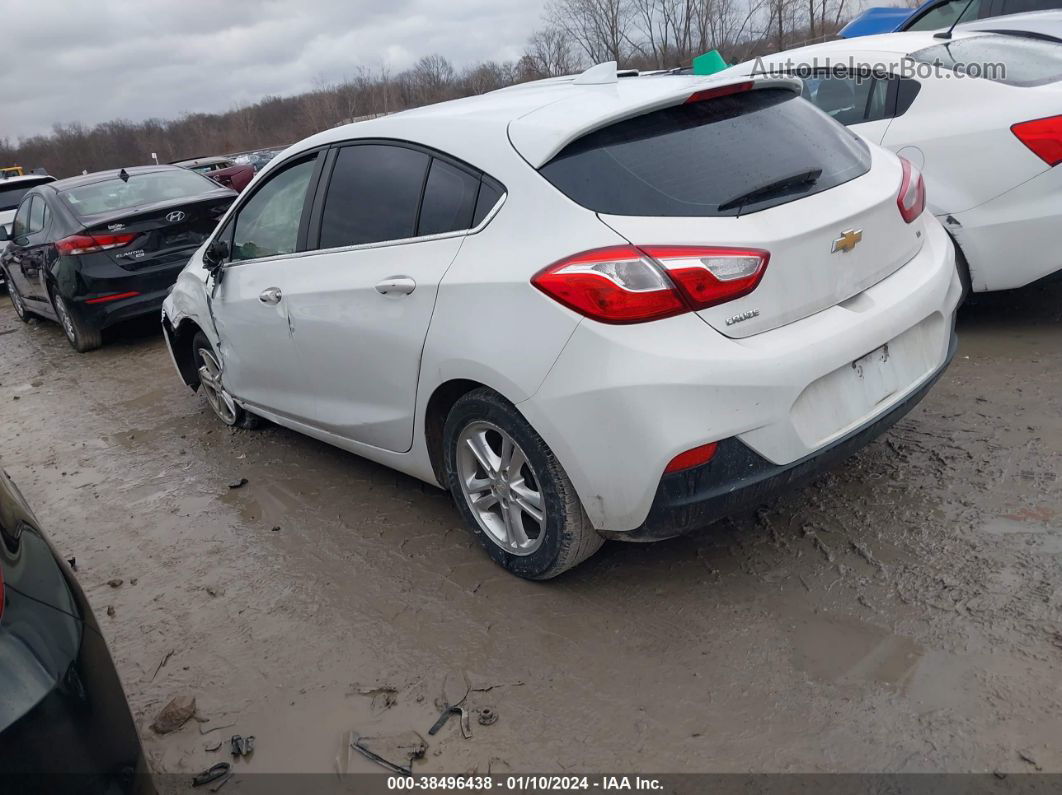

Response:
(934, 0), (976, 39)
(573, 61), (619, 85)
(118, 168), (130, 182)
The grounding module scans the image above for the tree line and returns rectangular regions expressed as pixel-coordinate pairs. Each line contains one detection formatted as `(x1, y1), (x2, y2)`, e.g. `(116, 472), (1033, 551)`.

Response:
(1, 0), (849, 179)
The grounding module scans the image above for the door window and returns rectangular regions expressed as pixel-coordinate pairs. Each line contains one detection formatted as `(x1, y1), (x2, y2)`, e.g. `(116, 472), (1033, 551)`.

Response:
(318, 144), (430, 249)
(905, 0), (983, 30)
(417, 159), (481, 236)
(230, 157), (317, 262)
(10, 199), (32, 238)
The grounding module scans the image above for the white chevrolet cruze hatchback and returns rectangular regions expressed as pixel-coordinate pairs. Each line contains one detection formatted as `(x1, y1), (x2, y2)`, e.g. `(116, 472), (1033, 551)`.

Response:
(163, 66), (963, 578)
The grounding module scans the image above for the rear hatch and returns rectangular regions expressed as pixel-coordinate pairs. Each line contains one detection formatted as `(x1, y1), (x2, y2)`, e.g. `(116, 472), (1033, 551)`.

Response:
(536, 86), (922, 338)
(58, 168), (235, 271)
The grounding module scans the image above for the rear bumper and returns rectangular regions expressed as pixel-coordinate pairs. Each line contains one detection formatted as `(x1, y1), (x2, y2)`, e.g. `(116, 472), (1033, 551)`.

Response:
(617, 326), (956, 541)
(521, 215), (963, 533)
(75, 286), (173, 329)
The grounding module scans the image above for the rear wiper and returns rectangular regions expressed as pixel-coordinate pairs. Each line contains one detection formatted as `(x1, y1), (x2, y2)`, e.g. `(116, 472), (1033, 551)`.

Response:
(718, 168), (823, 215)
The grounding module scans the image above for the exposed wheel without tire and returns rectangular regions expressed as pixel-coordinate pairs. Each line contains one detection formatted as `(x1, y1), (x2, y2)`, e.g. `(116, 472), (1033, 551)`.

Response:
(192, 331), (261, 429)
(51, 290), (101, 352)
(443, 388), (603, 579)
(6, 276), (31, 323)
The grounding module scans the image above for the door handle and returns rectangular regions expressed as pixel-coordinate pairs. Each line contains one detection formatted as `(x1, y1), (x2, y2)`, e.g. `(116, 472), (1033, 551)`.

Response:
(259, 286), (282, 304)
(375, 277), (416, 296)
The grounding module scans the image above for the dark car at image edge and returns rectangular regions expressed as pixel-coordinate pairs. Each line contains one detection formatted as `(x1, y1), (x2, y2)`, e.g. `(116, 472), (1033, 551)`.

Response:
(0, 166), (236, 352)
(0, 465), (154, 794)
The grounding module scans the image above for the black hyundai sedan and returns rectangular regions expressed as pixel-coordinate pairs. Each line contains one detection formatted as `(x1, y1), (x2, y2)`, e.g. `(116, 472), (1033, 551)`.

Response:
(0, 166), (235, 352)
(0, 465), (153, 794)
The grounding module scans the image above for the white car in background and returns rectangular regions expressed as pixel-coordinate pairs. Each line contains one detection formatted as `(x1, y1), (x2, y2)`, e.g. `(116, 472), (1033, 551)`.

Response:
(729, 31), (1062, 293)
(163, 66), (961, 578)
(957, 9), (1062, 41)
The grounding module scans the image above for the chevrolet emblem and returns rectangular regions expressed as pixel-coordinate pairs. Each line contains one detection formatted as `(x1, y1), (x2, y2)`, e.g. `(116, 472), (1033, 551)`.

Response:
(832, 228), (863, 254)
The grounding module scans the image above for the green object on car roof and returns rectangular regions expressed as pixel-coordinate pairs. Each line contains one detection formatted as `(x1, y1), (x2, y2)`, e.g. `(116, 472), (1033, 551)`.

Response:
(691, 50), (728, 76)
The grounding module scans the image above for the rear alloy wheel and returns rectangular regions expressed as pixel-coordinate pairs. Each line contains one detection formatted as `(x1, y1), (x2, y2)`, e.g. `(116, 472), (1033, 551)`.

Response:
(7, 276), (30, 322)
(192, 332), (260, 430)
(51, 291), (102, 352)
(444, 388), (603, 579)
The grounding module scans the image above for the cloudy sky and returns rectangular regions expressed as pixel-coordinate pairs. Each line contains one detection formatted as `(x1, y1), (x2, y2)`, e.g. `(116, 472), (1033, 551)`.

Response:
(0, 0), (546, 140)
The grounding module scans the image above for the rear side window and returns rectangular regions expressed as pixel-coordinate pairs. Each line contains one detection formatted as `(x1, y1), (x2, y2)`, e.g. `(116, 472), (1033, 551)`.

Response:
(417, 159), (480, 236)
(540, 89), (871, 217)
(320, 144), (430, 248)
(472, 179), (503, 225)
(910, 35), (1062, 85)
(28, 196), (46, 234)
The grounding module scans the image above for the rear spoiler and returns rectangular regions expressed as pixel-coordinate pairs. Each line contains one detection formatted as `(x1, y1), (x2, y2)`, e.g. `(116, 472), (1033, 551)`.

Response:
(508, 72), (802, 168)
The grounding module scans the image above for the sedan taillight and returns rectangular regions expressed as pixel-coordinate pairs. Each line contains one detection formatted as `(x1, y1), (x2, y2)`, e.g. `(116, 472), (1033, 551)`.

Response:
(56, 233), (136, 256)
(531, 245), (770, 324)
(896, 157), (926, 225)
(1011, 114), (1062, 167)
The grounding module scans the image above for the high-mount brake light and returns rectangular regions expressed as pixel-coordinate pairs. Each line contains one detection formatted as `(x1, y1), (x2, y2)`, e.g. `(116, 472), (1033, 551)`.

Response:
(685, 81), (755, 104)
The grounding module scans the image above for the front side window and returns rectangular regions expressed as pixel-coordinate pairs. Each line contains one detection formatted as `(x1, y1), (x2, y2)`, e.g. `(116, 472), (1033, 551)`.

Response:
(10, 199), (31, 238)
(318, 144), (430, 249)
(905, 0), (983, 30)
(230, 158), (316, 262)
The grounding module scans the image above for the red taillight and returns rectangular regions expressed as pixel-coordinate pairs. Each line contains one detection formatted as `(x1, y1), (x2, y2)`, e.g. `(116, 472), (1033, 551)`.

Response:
(56, 232), (136, 256)
(896, 157), (926, 224)
(685, 81), (754, 104)
(643, 246), (769, 311)
(531, 246), (687, 324)
(1012, 114), (1062, 167)
(532, 245), (769, 324)
(85, 291), (141, 305)
(665, 442), (719, 474)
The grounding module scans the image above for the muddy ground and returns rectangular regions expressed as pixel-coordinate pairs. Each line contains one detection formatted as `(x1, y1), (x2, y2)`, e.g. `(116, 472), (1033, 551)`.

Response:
(0, 281), (1060, 777)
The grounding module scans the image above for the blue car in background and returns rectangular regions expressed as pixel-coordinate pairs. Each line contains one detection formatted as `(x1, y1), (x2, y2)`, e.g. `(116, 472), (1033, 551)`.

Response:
(840, 0), (1060, 37)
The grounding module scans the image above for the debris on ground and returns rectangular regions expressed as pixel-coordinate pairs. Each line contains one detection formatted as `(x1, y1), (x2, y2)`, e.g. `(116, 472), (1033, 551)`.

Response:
(204, 738), (223, 752)
(355, 684), (398, 711)
(192, 762), (231, 790)
(477, 707), (498, 726)
(429, 705), (472, 739)
(106, 606), (116, 618)
(271, 525), (280, 532)
(151, 649), (175, 681)
(1018, 749), (1043, 771)
(66, 557), (77, 571)
(228, 478), (248, 490)
(107, 578), (123, 588)
(230, 734), (255, 757)
(152, 694), (197, 734)
(343, 731), (427, 775)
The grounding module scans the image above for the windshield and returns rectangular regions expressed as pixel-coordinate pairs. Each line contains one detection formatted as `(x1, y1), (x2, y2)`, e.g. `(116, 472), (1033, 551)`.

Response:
(540, 88), (870, 217)
(59, 169), (221, 217)
(0, 178), (54, 212)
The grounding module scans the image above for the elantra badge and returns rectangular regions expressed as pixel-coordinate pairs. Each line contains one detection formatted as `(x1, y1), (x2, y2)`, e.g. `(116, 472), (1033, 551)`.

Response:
(166, 211), (187, 223)
(832, 228), (863, 254)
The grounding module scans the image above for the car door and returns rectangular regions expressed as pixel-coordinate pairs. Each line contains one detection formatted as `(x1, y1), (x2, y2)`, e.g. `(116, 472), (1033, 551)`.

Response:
(284, 141), (499, 452)
(211, 152), (323, 423)
(4, 196), (51, 307)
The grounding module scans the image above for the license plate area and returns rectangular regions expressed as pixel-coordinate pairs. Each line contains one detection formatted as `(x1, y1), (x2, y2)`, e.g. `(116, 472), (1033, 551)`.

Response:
(850, 343), (899, 408)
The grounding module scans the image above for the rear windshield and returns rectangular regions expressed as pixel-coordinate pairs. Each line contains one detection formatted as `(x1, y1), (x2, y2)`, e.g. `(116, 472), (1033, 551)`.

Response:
(539, 88), (871, 217)
(910, 35), (1062, 86)
(0, 178), (54, 212)
(59, 169), (220, 217)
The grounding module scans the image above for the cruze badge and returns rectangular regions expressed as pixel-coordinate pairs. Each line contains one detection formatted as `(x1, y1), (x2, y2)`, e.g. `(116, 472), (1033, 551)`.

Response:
(726, 309), (760, 326)
(832, 228), (863, 254)
(166, 210), (187, 223)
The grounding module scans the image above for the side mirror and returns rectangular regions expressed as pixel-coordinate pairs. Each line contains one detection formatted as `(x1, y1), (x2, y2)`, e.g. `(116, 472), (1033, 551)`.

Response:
(0, 227), (9, 242)
(203, 239), (229, 271)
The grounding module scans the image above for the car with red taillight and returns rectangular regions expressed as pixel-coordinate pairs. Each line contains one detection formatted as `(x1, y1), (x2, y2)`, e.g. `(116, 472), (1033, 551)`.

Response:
(728, 29), (1062, 293)
(0, 466), (154, 792)
(162, 65), (961, 578)
(172, 155), (255, 192)
(0, 166), (235, 351)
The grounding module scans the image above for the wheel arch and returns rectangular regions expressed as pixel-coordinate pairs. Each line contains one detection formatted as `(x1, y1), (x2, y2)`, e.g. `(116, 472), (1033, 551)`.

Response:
(164, 315), (207, 390)
(424, 378), (488, 486)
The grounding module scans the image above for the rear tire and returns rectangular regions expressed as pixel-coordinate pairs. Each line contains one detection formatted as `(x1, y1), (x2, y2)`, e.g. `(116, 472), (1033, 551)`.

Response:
(6, 275), (31, 323)
(51, 289), (102, 352)
(191, 332), (261, 429)
(443, 388), (603, 579)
